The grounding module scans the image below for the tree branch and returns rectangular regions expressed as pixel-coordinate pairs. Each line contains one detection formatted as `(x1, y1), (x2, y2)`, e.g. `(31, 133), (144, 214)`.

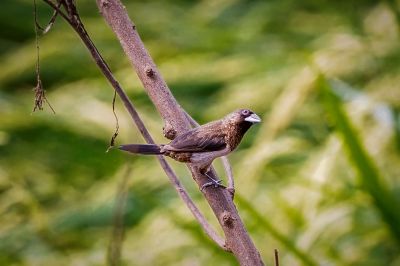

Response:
(96, 0), (264, 265)
(42, 0), (226, 251)
(42, 0), (264, 264)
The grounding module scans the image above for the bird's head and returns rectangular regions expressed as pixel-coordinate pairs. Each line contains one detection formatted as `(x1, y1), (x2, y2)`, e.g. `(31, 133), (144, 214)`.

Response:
(225, 109), (262, 125)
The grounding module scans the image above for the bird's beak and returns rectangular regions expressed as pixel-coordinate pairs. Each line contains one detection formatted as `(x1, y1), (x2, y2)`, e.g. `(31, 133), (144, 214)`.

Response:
(244, 113), (261, 123)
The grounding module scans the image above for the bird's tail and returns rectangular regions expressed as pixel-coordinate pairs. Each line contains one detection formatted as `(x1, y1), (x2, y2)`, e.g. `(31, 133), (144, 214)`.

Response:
(119, 144), (162, 155)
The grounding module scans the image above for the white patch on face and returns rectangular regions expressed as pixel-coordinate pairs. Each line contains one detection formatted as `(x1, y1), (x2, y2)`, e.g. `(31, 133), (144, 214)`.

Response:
(244, 113), (261, 123)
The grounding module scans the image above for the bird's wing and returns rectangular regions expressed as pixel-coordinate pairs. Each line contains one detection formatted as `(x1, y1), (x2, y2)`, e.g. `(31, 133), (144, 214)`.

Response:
(167, 122), (226, 152)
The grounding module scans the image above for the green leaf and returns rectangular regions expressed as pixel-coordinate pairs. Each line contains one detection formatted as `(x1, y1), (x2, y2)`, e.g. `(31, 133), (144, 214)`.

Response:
(236, 194), (318, 266)
(319, 75), (400, 245)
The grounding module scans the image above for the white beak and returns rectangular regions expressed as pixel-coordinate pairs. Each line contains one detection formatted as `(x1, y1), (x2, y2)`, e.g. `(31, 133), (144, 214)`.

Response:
(244, 113), (261, 123)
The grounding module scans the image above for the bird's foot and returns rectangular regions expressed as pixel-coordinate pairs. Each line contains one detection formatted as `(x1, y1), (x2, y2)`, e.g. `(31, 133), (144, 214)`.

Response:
(201, 180), (226, 191)
(201, 171), (226, 191)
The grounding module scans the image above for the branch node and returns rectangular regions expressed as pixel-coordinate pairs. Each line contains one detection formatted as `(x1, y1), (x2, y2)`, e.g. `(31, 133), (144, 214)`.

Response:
(163, 121), (177, 140)
(145, 66), (154, 77)
(100, 0), (110, 8)
(223, 243), (232, 253)
(221, 211), (235, 228)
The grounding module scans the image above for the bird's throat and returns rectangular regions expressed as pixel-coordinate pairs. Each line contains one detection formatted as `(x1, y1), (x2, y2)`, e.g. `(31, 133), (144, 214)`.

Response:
(228, 121), (253, 150)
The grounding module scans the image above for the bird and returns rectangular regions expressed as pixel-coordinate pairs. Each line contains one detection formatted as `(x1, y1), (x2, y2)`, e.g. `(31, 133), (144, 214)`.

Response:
(119, 109), (261, 190)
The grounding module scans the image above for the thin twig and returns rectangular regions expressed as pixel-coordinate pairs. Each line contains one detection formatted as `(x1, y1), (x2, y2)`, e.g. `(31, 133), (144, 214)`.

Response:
(41, 0), (227, 251)
(107, 90), (120, 152)
(42, 0), (72, 24)
(274, 249), (280, 266)
(33, 0), (56, 114)
(35, 0), (61, 34)
(221, 156), (235, 197)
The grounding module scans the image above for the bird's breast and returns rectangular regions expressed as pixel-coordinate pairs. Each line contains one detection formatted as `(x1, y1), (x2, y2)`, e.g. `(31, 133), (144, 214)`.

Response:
(225, 122), (251, 150)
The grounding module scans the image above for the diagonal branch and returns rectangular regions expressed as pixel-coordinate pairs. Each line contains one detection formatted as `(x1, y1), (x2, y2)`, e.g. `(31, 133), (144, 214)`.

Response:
(96, 0), (264, 265)
(42, 0), (264, 264)
(42, 0), (226, 251)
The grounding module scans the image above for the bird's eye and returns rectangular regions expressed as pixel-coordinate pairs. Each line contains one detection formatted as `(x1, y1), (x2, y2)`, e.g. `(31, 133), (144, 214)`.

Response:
(241, 110), (250, 116)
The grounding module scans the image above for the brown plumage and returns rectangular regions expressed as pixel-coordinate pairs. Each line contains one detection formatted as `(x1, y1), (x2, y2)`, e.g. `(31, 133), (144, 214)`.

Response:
(119, 109), (261, 187)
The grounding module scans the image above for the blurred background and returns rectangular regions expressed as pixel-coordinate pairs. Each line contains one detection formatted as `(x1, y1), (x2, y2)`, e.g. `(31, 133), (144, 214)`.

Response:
(1, 0), (400, 265)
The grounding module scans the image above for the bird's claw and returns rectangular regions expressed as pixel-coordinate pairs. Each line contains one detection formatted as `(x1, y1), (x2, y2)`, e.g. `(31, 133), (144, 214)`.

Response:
(201, 179), (226, 191)
(201, 170), (226, 191)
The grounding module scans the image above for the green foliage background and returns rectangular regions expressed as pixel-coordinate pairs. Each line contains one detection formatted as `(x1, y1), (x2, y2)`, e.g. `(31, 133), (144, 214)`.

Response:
(1, 0), (400, 265)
